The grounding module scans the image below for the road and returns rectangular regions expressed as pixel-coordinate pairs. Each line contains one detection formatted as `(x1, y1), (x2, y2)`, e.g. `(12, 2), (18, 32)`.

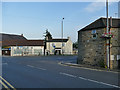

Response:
(1, 56), (119, 89)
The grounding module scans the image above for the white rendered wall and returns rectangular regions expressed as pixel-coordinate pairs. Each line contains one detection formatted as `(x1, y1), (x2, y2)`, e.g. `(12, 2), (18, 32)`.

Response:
(11, 46), (44, 56)
(46, 38), (73, 55)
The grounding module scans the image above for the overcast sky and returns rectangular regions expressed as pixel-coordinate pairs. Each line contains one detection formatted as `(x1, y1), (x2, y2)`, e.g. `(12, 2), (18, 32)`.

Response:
(2, 1), (119, 42)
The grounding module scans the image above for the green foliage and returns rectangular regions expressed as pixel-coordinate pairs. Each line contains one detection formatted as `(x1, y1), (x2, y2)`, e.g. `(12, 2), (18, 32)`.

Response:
(98, 60), (105, 68)
(73, 41), (78, 49)
(43, 29), (52, 40)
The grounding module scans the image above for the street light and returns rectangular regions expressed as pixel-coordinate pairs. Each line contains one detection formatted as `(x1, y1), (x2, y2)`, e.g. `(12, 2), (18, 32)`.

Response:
(61, 18), (64, 55)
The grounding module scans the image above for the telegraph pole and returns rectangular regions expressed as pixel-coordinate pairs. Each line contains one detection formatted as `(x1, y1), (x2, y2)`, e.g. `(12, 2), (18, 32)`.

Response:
(106, 0), (110, 69)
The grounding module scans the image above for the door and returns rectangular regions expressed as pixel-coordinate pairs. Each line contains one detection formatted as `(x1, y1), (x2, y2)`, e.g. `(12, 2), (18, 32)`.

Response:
(54, 50), (61, 55)
(2, 50), (11, 56)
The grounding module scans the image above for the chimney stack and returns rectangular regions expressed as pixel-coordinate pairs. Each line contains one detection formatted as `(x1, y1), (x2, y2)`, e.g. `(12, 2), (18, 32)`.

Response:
(21, 34), (23, 37)
(67, 36), (70, 40)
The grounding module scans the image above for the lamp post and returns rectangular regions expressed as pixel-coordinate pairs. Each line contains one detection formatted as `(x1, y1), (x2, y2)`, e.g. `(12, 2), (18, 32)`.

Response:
(106, 0), (110, 69)
(61, 18), (64, 55)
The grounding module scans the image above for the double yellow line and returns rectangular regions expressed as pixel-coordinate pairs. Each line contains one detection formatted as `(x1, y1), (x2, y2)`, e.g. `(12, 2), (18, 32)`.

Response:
(0, 76), (16, 90)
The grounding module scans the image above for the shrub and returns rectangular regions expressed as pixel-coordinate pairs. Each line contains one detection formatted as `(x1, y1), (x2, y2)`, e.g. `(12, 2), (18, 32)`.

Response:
(98, 60), (105, 68)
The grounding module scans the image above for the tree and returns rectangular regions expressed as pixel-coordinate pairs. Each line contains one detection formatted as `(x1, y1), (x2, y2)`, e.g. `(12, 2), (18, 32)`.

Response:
(43, 29), (52, 55)
(44, 29), (52, 40)
(73, 41), (78, 49)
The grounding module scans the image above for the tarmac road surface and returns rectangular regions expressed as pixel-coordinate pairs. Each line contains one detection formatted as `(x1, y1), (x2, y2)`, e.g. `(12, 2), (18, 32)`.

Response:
(1, 56), (119, 88)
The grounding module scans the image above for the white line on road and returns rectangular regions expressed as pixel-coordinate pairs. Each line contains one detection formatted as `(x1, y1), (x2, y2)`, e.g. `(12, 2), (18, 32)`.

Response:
(78, 76), (120, 88)
(37, 67), (46, 71)
(78, 76), (87, 80)
(27, 65), (46, 71)
(59, 72), (120, 88)
(27, 65), (34, 68)
(59, 72), (77, 78)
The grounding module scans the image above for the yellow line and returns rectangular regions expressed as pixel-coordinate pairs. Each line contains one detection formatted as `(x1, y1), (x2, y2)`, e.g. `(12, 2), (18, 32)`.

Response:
(0, 76), (16, 90)
(0, 80), (10, 90)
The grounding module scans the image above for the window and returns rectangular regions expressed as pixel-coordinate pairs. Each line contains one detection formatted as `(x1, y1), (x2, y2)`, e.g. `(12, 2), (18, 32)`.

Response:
(34, 49), (42, 55)
(62, 43), (65, 47)
(92, 30), (97, 39)
(17, 47), (19, 49)
(92, 34), (97, 39)
(28, 49), (32, 54)
(92, 30), (96, 34)
(5, 51), (8, 54)
(14, 49), (22, 54)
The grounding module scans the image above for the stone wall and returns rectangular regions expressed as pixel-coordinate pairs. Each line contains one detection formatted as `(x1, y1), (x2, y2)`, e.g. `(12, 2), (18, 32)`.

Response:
(78, 28), (120, 69)
(110, 28), (120, 69)
(78, 28), (106, 66)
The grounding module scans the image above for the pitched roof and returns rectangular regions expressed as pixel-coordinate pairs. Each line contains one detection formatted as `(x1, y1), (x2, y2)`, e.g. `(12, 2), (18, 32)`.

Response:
(46, 39), (68, 42)
(0, 33), (44, 46)
(0, 33), (68, 46)
(0, 33), (27, 41)
(25, 40), (44, 46)
(2, 40), (44, 46)
(78, 17), (120, 32)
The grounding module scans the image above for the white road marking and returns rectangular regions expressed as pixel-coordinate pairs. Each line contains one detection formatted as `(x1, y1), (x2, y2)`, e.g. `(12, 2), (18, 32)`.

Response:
(27, 65), (34, 68)
(59, 72), (120, 88)
(78, 77), (87, 80)
(37, 67), (46, 70)
(59, 72), (77, 78)
(27, 65), (46, 70)
(78, 76), (120, 88)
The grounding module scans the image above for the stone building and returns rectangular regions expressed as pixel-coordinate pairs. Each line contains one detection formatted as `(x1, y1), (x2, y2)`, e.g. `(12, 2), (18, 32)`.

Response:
(78, 17), (120, 69)
(45, 37), (73, 55)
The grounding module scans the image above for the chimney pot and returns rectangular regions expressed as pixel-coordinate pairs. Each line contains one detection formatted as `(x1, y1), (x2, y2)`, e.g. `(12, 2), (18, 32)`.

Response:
(21, 34), (23, 36)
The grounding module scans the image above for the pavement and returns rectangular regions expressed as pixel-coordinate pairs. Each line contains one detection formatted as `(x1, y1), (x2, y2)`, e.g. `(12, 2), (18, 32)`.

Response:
(1, 56), (120, 89)
(60, 62), (120, 74)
